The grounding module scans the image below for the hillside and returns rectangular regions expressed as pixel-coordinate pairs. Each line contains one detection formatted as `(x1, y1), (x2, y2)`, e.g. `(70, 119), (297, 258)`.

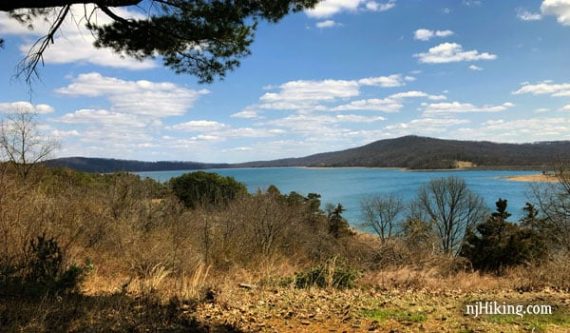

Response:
(43, 157), (229, 173)
(44, 136), (570, 172)
(237, 136), (570, 170)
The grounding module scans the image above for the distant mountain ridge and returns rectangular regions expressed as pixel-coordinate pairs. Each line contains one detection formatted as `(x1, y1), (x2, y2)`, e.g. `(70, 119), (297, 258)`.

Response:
(45, 136), (570, 172)
(43, 157), (229, 173)
(236, 136), (570, 170)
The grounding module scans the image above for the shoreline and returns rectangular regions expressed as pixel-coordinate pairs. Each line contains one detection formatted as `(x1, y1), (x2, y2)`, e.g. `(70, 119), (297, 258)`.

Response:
(505, 173), (559, 183)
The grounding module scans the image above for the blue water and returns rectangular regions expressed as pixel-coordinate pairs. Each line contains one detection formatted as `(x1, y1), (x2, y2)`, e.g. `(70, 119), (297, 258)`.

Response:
(136, 168), (538, 224)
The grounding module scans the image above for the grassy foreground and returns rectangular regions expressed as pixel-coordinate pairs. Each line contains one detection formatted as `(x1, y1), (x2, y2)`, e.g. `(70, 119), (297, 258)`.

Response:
(1, 166), (569, 332)
(2, 282), (569, 332)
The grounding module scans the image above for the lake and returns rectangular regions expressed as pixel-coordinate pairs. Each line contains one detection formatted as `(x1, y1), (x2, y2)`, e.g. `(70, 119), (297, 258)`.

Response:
(136, 167), (539, 224)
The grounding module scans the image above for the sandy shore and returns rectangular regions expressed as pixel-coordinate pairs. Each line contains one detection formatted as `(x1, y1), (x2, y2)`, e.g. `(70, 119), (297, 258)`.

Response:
(506, 173), (559, 183)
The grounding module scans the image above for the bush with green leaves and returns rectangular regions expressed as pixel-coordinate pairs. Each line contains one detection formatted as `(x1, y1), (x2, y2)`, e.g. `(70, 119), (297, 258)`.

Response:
(461, 199), (547, 274)
(169, 171), (247, 209)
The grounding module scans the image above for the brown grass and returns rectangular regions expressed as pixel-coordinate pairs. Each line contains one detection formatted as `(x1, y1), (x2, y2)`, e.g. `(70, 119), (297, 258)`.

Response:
(1, 165), (570, 332)
(506, 173), (559, 183)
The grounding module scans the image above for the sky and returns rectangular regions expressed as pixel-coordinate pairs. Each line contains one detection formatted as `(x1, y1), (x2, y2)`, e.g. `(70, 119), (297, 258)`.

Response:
(1, 0), (570, 162)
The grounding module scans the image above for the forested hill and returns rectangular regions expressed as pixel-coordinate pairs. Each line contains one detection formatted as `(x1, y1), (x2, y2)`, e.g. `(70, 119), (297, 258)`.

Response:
(43, 157), (229, 173)
(235, 136), (570, 170)
(45, 136), (570, 172)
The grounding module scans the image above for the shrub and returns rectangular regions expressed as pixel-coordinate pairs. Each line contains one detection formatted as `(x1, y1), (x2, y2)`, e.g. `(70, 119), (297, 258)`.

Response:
(1, 234), (86, 296)
(295, 259), (360, 289)
(169, 171), (247, 209)
(326, 203), (353, 238)
(461, 199), (547, 274)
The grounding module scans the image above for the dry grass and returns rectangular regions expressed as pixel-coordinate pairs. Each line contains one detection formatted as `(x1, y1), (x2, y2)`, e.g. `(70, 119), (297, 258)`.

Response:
(506, 173), (559, 183)
(1, 166), (570, 332)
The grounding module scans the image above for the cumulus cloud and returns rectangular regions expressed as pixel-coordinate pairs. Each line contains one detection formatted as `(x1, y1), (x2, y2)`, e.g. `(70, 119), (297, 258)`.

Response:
(0, 101), (54, 114)
(316, 20), (340, 28)
(53, 73), (211, 158)
(415, 43), (497, 64)
(517, 9), (542, 21)
(358, 74), (409, 87)
(0, 5), (155, 70)
(306, 0), (395, 18)
(335, 114), (385, 122)
(231, 109), (260, 119)
(332, 98), (403, 112)
(389, 90), (447, 100)
(257, 74), (408, 111)
(171, 120), (227, 132)
(365, 1), (396, 12)
(541, 0), (570, 26)
(454, 117), (570, 142)
(169, 119), (285, 140)
(469, 64), (483, 71)
(267, 114), (360, 138)
(513, 81), (570, 96)
(59, 109), (149, 128)
(422, 102), (514, 117)
(413, 28), (454, 41)
(57, 72), (209, 117)
(385, 118), (470, 136)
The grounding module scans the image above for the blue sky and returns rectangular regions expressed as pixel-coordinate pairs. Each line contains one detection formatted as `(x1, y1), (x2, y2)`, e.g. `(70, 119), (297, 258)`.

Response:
(1, 0), (570, 162)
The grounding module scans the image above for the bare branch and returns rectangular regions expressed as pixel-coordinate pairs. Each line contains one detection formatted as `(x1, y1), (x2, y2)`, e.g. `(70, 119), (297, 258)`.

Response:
(16, 5), (71, 84)
(0, 0), (141, 12)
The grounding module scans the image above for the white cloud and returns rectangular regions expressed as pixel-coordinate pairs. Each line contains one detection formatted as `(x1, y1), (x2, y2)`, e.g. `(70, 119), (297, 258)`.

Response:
(229, 74), (411, 112)
(60, 109), (149, 128)
(535, 108), (551, 113)
(469, 64), (483, 71)
(561, 104), (570, 111)
(266, 114), (362, 139)
(51, 129), (80, 138)
(455, 117), (570, 142)
(513, 81), (570, 96)
(261, 80), (359, 104)
(335, 114), (385, 122)
(541, 0), (570, 26)
(0, 101), (54, 114)
(306, 0), (362, 18)
(170, 120), (284, 139)
(332, 98), (402, 112)
(463, 0), (482, 6)
(171, 120), (227, 132)
(389, 90), (447, 100)
(231, 109), (260, 119)
(516, 9), (542, 21)
(0, 5), (156, 70)
(422, 101), (514, 117)
(385, 118), (470, 135)
(413, 29), (454, 41)
(57, 72), (209, 117)
(358, 74), (408, 87)
(365, 1), (396, 12)
(221, 127), (286, 138)
(306, 0), (395, 18)
(415, 43), (497, 64)
(316, 20), (340, 28)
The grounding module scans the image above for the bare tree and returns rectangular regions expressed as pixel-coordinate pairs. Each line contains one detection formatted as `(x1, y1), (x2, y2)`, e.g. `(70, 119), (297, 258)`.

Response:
(416, 176), (487, 256)
(361, 194), (404, 241)
(0, 108), (58, 180)
(532, 163), (570, 252)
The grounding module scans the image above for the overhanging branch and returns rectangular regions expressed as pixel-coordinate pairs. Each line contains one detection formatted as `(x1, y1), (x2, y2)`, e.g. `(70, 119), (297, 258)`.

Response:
(0, 0), (141, 12)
